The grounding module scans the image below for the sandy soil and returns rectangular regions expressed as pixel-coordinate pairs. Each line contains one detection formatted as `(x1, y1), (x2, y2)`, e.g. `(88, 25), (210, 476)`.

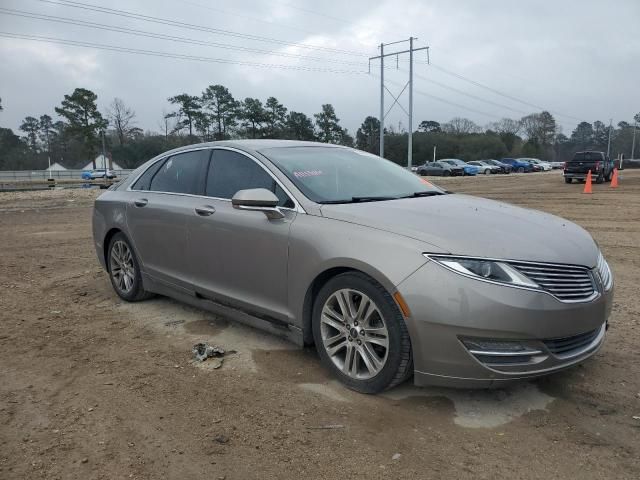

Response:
(1, 171), (639, 479)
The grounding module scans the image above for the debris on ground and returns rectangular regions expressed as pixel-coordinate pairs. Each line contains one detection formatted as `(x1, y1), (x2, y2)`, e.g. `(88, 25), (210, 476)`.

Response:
(392, 453), (402, 461)
(213, 435), (229, 444)
(192, 343), (226, 363)
(164, 319), (185, 327)
(306, 424), (345, 430)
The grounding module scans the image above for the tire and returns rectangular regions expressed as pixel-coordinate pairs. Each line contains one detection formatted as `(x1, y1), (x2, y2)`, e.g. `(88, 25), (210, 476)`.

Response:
(565, 177), (572, 184)
(596, 173), (604, 184)
(443, 170), (450, 177)
(517, 167), (524, 173)
(484, 169), (491, 175)
(107, 232), (152, 302)
(312, 272), (413, 394)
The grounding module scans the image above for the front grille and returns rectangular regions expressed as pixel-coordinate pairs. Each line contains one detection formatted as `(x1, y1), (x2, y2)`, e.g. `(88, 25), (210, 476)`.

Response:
(508, 261), (596, 301)
(543, 328), (601, 358)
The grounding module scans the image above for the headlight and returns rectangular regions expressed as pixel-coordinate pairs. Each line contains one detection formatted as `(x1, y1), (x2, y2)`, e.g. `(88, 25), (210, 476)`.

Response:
(424, 254), (539, 288)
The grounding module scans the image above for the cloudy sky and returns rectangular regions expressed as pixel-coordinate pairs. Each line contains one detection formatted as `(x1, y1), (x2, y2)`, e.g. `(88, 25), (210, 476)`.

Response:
(0, 0), (638, 136)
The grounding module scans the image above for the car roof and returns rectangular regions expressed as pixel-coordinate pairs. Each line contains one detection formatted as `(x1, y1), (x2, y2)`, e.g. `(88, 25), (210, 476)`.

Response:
(151, 139), (345, 158)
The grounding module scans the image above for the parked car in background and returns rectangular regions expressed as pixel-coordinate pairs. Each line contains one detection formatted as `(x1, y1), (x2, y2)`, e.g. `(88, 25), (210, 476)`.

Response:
(484, 159), (512, 174)
(501, 158), (533, 173)
(416, 161), (464, 177)
(440, 159), (478, 176)
(549, 161), (564, 169)
(521, 158), (552, 171)
(563, 151), (614, 184)
(467, 161), (500, 175)
(82, 169), (117, 180)
(92, 140), (613, 392)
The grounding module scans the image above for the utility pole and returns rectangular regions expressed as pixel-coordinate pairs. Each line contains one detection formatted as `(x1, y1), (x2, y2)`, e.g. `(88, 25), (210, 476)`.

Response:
(632, 120), (637, 160)
(379, 43), (384, 158)
(433, 144), (437, 162)
(369, 38), (429, 164)
(607, 118), (612, 158)
(45, 127), (51, 179)
(101, 130), (107, 171)
(408, 37), (414, 168)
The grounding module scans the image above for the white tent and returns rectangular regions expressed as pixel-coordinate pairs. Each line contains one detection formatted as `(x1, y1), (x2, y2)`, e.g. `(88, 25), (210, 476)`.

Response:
(82, 155), (123, 171)
(46, 162), (67, 171)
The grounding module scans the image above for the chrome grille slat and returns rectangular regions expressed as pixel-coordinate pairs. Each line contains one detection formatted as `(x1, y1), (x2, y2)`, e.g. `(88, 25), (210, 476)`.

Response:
(508, 261), (596, 301)
(544, 328), (601, 356)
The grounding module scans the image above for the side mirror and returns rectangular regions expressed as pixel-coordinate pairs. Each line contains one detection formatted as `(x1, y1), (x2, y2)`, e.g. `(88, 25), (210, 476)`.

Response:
(231, 188), (285, 220)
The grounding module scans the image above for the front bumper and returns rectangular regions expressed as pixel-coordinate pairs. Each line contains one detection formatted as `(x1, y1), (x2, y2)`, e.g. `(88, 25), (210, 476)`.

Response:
(397, 260), (613, 388)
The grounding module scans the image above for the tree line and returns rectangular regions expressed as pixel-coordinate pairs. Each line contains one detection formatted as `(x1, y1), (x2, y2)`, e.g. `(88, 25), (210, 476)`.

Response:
(0, 88), (638, 170)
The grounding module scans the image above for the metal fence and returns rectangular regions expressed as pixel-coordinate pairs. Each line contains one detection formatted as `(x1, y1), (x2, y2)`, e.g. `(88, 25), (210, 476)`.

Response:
(0, 169), (134, 182)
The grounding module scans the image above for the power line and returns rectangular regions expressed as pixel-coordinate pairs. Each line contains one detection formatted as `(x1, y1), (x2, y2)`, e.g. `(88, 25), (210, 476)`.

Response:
(0, 31), (367, 74)
(428, 63), (582, 122)
(410, 71), (530, 116)
(32, 0), (369, 57)
(0, 7), (368, 67)
(173, 0), (340, 39)
(371, 73), (502, 120)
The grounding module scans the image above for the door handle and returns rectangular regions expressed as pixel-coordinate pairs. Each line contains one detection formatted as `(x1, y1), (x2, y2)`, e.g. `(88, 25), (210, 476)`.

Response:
(195, 205), (216, 216)
(134, 198), (148, 207)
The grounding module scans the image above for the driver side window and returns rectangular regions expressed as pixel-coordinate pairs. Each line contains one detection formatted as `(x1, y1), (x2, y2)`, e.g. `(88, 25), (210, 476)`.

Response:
(206, 150), (294, 208)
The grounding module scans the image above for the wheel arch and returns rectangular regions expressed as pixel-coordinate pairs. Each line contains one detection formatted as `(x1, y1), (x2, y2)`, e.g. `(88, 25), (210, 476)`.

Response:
(301, 264), (397, 346)
(103, 227), (124, 272)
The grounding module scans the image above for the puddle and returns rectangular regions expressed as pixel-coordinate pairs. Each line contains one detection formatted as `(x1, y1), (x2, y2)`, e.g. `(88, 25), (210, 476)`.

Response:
(383, 382), (554, 428)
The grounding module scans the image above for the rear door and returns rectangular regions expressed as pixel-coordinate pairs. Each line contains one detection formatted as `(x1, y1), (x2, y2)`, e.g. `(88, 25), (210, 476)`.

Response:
(186, 148), (296, 321)
(126, 148), (210, 289)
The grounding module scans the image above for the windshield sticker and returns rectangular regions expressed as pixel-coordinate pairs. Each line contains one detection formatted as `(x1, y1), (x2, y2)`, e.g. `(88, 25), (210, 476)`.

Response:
(293, 170), (324, 178)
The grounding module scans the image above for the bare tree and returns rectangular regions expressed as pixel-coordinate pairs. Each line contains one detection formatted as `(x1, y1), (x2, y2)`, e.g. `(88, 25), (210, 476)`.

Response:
(107, 98), (137, 145)
(441, 117), (482, 135)
(490, 118), (521, 135)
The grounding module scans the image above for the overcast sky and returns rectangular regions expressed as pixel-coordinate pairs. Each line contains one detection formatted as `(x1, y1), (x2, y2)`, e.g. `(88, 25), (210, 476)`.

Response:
(1, 0), (638, 137)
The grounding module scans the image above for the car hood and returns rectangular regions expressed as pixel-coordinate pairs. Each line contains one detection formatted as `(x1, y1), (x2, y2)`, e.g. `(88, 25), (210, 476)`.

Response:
(320, 194), (599, 267)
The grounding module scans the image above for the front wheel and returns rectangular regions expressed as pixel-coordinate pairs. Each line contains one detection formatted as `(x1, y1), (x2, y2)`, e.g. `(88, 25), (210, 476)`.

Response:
(443, 170), (450, 177)
(312, 273), (413, 393)
(484, 169), (491, 175)
(517, 167), (525, 173)
(565, 177), (572, 184)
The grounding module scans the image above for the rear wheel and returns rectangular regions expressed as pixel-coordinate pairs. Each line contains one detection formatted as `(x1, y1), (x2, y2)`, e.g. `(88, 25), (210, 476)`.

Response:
(107, 233), (152, 302)
(484, 169), (490, 175)
(312, 272), (412, 393)
(565, 177), (572, 184)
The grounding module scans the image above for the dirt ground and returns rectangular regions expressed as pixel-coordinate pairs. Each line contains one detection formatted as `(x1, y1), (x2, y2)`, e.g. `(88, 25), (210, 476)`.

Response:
(1, 171), (639, 479)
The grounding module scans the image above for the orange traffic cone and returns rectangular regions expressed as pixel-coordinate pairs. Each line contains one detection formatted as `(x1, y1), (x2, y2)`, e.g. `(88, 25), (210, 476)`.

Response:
(611, 168), (619, 188)
(583, 170), (592, 194)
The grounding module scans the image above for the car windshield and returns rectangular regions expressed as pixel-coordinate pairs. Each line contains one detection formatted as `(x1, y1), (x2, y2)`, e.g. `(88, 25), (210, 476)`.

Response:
(260, 146), (444, 204)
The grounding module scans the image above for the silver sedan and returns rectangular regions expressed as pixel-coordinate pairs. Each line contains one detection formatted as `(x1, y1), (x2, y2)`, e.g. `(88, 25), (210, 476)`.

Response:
(92, 140), (613, 393)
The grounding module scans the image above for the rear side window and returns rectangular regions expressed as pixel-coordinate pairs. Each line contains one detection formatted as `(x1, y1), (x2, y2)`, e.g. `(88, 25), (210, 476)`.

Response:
(132, 160), (164, 191)
(206, 150), (294, 208)
(148, 150), (209, 194)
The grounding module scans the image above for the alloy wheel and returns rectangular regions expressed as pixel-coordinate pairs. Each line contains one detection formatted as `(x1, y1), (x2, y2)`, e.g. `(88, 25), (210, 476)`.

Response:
(320, 289), (389, 380)
(110, 240), (135, 293)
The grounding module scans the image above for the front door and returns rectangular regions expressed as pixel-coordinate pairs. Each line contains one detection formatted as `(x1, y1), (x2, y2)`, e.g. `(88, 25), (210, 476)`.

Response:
(187, 148), (296, 322)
